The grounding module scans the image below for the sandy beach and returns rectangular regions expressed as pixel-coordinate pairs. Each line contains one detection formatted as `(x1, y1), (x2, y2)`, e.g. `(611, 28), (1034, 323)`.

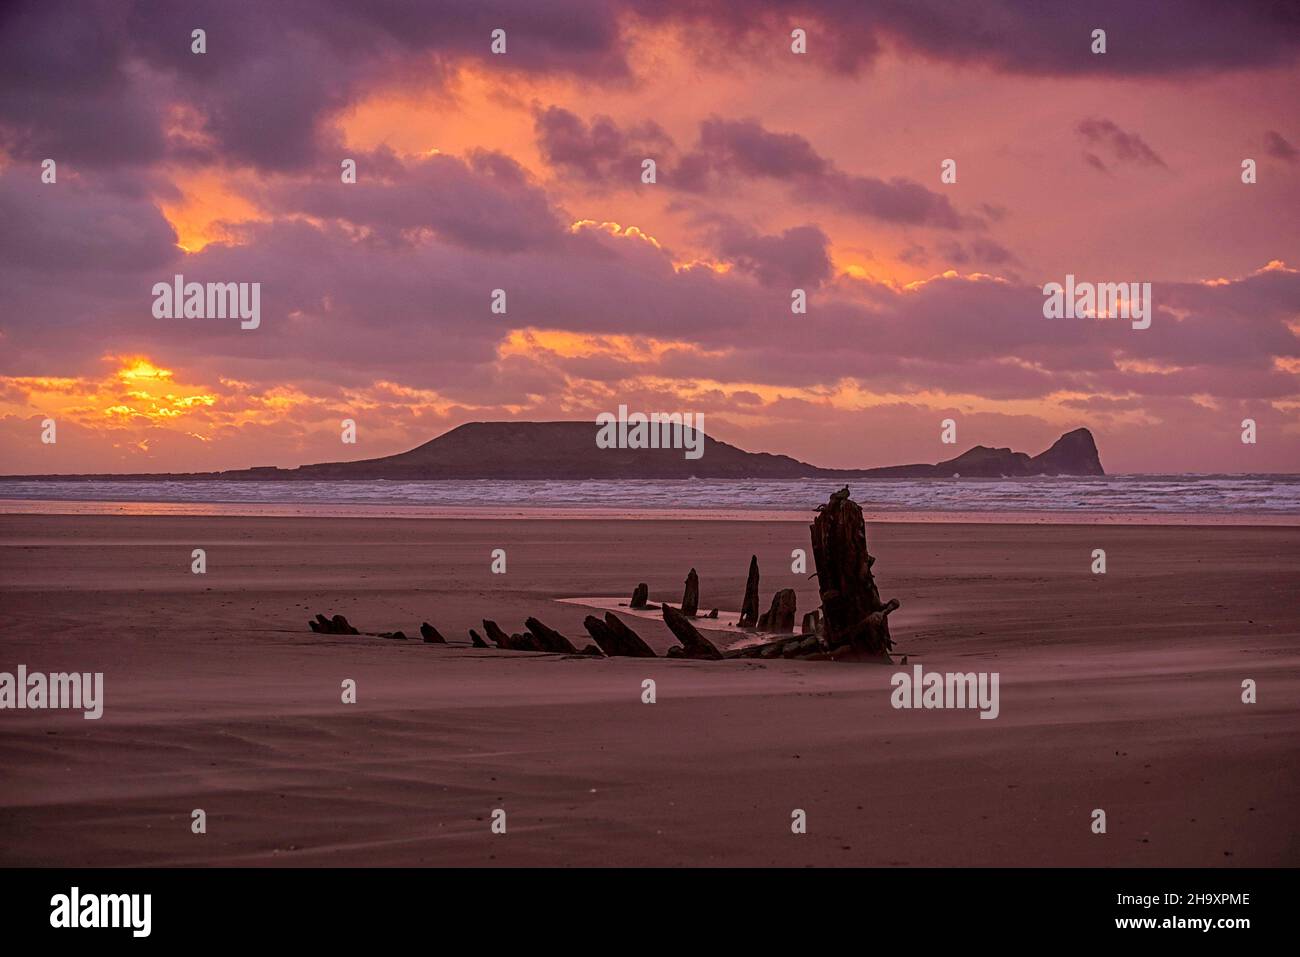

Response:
(1, 512), (1297, 867)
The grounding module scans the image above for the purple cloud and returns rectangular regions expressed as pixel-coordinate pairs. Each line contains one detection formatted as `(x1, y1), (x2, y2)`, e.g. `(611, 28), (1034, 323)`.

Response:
(627, 0), (1300, 77)
(0, 0), (631, 173)
(533, 106), (674, 185)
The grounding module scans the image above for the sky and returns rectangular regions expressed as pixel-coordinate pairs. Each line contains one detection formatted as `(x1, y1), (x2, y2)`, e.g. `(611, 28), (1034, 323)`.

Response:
(1, 0), (1297, 475)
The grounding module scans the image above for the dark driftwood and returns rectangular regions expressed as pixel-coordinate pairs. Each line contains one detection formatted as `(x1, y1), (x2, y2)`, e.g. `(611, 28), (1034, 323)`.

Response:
(525, 616), (580, 655)
(420, 622), (446, 643)
(482, 619), (511, 647)
(485, 619), (542, 651)
(629, 583), (649, 609)
(469, 629), (490, 648)
(661, 604), (723, 660)
(725, 631), (841, 661)
(801, 609), (821, 637)
(810, 486), (898, 661)
(509, 631), (544, 652)
(681, 568), (699, 617)
(309, 613), (359, 635)
(762, 589), (797, 634)
(582, 615), (616, 650)
(604, 612), (657, 657)
(380, 630), (409, 640)
(583, 613), (656, 657)
(738, 555), (760, 628)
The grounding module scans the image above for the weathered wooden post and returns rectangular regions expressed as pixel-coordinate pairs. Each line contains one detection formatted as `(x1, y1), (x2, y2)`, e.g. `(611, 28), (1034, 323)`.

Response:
(681, 568), (700, 617)
(809, 487), (899, 660)
(738, 556), (760, 628)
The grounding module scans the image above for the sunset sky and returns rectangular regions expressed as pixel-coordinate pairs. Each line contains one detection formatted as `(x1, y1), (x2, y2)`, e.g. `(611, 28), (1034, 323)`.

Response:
(1, 0), (1297, 474)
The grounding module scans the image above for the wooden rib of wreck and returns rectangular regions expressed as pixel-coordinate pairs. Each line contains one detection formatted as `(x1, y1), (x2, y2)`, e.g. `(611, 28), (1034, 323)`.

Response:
(662, 604), (723, 659)
(759, 588), (797, 634)
(420, 622), (447, 643)
(629, 583), (649, 609)
(308, 613), (359, 635)
(469, 628), (490, 648)
(738, 555), (760, 628)
(481, 619), (511, 647)
(524, 616), (581, 655)
(484, 619), (542, 651)
(801, 609), (822, 637)
(606, 612), (658, 656)
(583, 613), (650, 657)
(583, 611), (657, 658)
(581, 615), (618, 651)
(680, 568), (700, 617)
(510, 631), (544, 652)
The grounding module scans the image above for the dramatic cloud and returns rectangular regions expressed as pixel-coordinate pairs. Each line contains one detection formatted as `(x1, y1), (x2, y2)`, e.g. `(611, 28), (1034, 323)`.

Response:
(537, 111), (963, 228)
(262, 147), (567, 252)
(707, 221), (833, 288)
(682, 118), (963, 228)
(0, 0), (631, 173)
(628, 0), (1300, 77)
(533, 107), (674, 185)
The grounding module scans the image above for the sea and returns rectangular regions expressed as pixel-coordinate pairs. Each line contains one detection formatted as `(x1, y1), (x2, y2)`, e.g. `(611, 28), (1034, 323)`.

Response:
(0, 475), (1297, 523)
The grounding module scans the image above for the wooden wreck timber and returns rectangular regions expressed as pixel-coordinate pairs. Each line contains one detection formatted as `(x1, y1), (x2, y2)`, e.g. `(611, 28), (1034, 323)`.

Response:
(629, 583), (649, 609)
(510, 631), (544, 651)
(603, 612), (657, 657)
(725, 487), (898, 662)
(469, 628), (490, 648)
(680, 568), (700, 617)
(308, 613), (359, 635)
(481, 619), (511, 647)
(662, 604), (724, 659)
(484, 619), (544, 651)
(801, 609), (822, 637)
(809, 486), (899, 661)
(759, 588), (797, 634)
(738, 556), (760, 628)
(524, 616), (581, 655)
(419, 622), (446, 643)
(583, 612), (657, 657)
(582, 614), (617, 651)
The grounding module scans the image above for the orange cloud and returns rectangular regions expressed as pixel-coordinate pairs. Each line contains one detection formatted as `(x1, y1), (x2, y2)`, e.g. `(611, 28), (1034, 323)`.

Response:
(160, 169), (266, 252)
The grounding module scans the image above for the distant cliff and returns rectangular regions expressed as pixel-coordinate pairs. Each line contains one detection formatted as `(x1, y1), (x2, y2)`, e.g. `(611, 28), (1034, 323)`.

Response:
(2, 423), (1105, 480)
(848, 428), (1105, 478)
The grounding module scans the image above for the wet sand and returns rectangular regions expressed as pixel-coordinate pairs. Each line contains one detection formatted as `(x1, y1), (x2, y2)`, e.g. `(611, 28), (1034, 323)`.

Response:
(0, 513), (1297, 866)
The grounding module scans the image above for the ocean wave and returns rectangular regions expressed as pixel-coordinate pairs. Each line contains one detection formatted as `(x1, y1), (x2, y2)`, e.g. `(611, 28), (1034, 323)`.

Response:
(0, 476), (1297, 514)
